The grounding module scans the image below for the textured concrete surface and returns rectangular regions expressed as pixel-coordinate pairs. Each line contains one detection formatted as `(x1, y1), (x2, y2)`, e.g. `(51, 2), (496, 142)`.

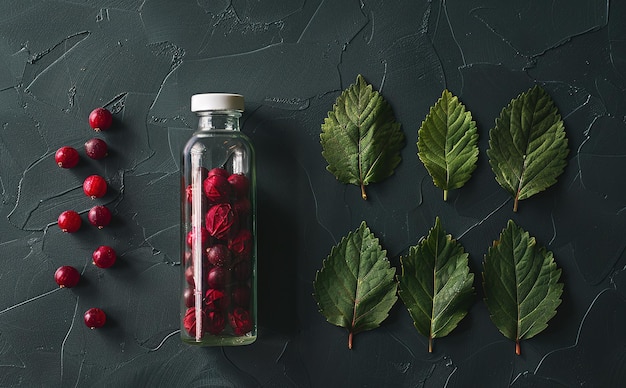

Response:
(0, 1), (624, 387)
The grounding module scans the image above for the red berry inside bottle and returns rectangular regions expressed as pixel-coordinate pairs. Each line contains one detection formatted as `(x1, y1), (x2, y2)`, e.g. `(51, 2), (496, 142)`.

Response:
(205, 203), (237, 240)
(183, 307), (205, 337)
(92, 245), (116, 268)
(89, 107), (113, 131)
(55, 146), (79, 168)
(84, 307), (107, 329)
(88, 205), (112, 229)
(186, 227), (208, 248)
(203, 174), (231, 203)
(207, 167), (229, 178)
(231, 285), (251, 307)
(83, 174), (107, 199)
(228, 173), (249, 198)
(183, 288), (195, 308)
(204, 288), (230, 311)
(228, 307), (253, 336)
(84, 138), (108, 159)
(205, 310), (226, 334)
(58, 210), (82, 233)
(207, 266), (229, 289)
(228, 229), (252, 260)
(54, 265), (80, 288)
(205, 244), (231, 267)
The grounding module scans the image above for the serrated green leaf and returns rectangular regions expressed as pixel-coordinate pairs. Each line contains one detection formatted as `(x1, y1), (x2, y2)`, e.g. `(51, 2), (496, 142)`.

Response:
(417, 90), (479, 201)
(487, 85), (569, 212)
(320, 74), (405, 200)
(482, 219), (563, 355)
(398, 217), (475, 353)
(313, 221), (398, 349)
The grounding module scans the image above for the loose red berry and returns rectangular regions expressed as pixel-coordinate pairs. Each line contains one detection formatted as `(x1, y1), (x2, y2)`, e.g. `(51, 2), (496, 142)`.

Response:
(84, 308), (106, 329)
(228, 173), (249, 198)
(54, 265), (80, 288)
(88, 205), (112, 229)
(83, 175), (107, 199)
(203, 174), (231, 203)
(58, 210), (82, 233)
(84, 138), (108, 159)
(55, 146), (79, 168)
(89, 107), (113, 131)
(92, 245), (116, 268)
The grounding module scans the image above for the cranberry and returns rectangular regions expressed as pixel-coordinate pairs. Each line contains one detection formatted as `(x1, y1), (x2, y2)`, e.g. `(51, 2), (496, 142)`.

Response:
(89, 107), (113, 131)
(207, 167), (229, 178)
(92, 245), (116, 268)
(228, 229), (252, 260)
(186, 227), (208, 248)
(233, 260), (251, 282)
(183, 307), (205, 337)
(55, 146), (79, 168)
(205, 203), (237, 239)
(233, 198), (251, 220)
(54, 265), (80, 288)
(204, 288), (230, 311)
(207, 266), (229, 289)
(183, 288), (195, 308)
(231, 285), (251, 308)
(228, 307), (253, 336)
(205, 310), (226, 334)
(185, 266), (196, 287)
(83, 175), (107, 199)
(88, 205), (112, 229)
(84, 138), (108, 159)
(228, 173), (249, 198)
(84, 307), (107, 329)
(205, 244), (231, 267)
(203, 174), (231, 203)
(58, 210), (82, 233)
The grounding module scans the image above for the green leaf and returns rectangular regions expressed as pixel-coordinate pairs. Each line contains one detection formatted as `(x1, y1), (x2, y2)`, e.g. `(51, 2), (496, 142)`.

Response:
(313, 221), (398, 349)
(398, 217), (475, 353)
(487, 85), (569, 212)
(417, 90), (479, 201)
(482, 219), (563, 355)
(320, 74), (405, 200)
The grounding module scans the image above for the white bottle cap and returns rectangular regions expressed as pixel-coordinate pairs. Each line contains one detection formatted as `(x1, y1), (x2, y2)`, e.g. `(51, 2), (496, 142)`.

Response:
(191, 93), (244, 112)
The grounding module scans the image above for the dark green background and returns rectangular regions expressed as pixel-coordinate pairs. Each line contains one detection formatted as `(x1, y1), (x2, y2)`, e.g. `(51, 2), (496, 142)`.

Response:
(0, 1), (624, 386)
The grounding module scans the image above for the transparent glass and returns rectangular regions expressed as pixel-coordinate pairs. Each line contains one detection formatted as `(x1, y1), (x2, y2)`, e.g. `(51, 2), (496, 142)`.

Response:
(180, 110), (256, 346)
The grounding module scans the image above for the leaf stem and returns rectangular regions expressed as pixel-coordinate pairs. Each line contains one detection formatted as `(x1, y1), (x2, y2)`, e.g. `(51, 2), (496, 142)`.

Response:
(513, 194), (519, 212)
(360, 182), (367, 200)
(428, 336), (433, 353)
(443, 190), (448, 201)
(515, 340), (521, 355)
(348, 332), (353, 349)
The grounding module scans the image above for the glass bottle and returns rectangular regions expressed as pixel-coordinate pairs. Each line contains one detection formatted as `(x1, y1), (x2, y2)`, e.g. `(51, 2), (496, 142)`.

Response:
(180, 93), (256, 346)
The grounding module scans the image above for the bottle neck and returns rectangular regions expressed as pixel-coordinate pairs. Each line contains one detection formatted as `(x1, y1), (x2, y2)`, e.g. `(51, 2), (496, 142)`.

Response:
(196, 111), (242, 131)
